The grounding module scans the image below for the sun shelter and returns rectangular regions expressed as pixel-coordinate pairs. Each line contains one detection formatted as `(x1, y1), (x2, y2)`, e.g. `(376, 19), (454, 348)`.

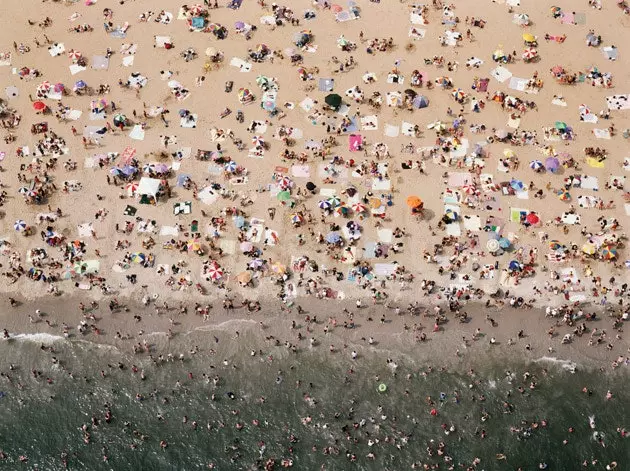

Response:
(137, 177), (161, 204)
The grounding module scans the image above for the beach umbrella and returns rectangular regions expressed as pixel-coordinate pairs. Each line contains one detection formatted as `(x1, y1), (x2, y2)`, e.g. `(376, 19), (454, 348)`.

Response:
(549, 240), (563, 251)
(14, 220), (27, 232)
(601, 245), (617, 260)
(522, 33), (536, 43)
(495, 129), (508, 139)
(444, 209), (458, 221)
(262, 100), (276, 112)
(205, 47), (217, 57)
(508, 260), (522, 271)
(557, 189), (571, 201)
(240, 241), (253, 253)
(327, 196), (341, 207)
(486, 238), (500, 253)
(248, 258), (264, 269)
(461, 185), (477, 195)
(305, 182), (317, 191)
(522, 47), (537, 60)
(278, 176), (293, 190)
(224, 160), (238, 173)
(277, 190), (291, 202)
(32, 101), (47, 112)
(233, 215), (246, 229)
(234, 20), (246, 30)
(325, 93), (342, 110)
(318, 200), (332, 210)
(498, 237), (511, 249)
(551, 65), (565, 75)
(67, 49), (82, 61)
(555, 121), (568, 131)
(187, 239), (202, 252)
(352, 202), (367, 213)
(291, 213), (304, 224)
(550, 6), (562, 15)
(581, 243), (596, 255)
(270, 261), (286, 275)
(529, 160), (544, 171)
(452, 88), (466, 101)
(207, 261), (223, 280)
(369, 197), (382, 209)
(236, 271), (252, 284)
(238, 88), (252, 101)
(74, 80), (87, 90)
(189, 3), (205, 15)
(514, 13), (530, 25)
(18, 186), (29, 195)
(545, 157), (560, 172)
(113, 114), (128, 126)
(131, 252), (146, 263)
(526, 213), (540, 225)
(503, 149), (515, 158)
(125, 182), (139, 196)
(252, 135), (265, 147)
(335, 205), (349, 216)
(406, 195), (422, 208)
(37, 81), (51, 94)
(325, 232), (342, 244)
(510, 179), (524, 191)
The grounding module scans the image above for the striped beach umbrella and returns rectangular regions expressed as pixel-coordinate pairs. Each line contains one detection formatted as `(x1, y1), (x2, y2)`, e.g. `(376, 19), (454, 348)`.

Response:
(14, 220), (27, 231)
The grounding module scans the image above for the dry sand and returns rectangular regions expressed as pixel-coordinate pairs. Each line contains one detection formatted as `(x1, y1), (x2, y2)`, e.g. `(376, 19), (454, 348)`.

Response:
(1, 0), (630, 369)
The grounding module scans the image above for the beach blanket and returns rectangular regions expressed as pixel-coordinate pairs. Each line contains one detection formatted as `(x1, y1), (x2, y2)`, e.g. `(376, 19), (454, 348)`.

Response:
(593, 128), (611, 139)
(0, 52), (11, 66)
(401, 122), (415, 136)
(408, 27), (426, 40)
(291, 165), (310, 178)
(318, 78), (334, 91)
(490, 66), (512, 83)
(91, 55), (109, 70)
(508, 77), (538, 94)
(601, 46), (618, 61)
(463, 214), (481, 231)
(69, 64), (86, 75)
(552, 97), (568, 107)
(48, 43), (65, 57)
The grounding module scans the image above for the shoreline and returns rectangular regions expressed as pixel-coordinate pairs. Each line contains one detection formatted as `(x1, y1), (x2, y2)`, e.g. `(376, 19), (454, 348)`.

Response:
(3, 293), (628, 374)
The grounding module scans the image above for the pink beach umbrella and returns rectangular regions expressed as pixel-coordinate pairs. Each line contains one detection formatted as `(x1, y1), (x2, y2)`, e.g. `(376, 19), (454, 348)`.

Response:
(68, 49), (82, 62)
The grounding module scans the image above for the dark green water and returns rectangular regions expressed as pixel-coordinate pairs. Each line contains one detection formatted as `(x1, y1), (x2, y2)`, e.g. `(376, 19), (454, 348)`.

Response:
(0, 330), (628, 471)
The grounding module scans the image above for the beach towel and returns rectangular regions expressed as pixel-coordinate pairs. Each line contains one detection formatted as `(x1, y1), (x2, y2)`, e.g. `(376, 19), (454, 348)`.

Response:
(580, 176), (599, 190)
(229, 57), (252, 72)
(408, 27), (426, 40)
(508, 77), (538, 94)
(446, 223), (461, 236)
(372, 178), (391, 191)
(122, 56), (134, 67)
(560, 12), (575, 24)
(291, 165), (310, 178)
(401, 122), (415, 136)
(490, 66), (512, 83)
(463, 214), (481, 231)
(586, 157), (605, 169)
(552, 97), (568, 107)
(593, 128), (611, 139)
(48, 43), (65, 57)
(77, 223), (93, 237)
(360, 116), (378, 130)
(374, 263), (397, 276)
(0, 52), (11, 66)
(561, 212), (581, 225)
(384, 124), (399, 138)
(601, 47), (618, 61)
(318, 78), (334, 92)
(509, 207), (528, 223)
(91, 55), (109, 70)
(319, 188), (337, 197)
(69, 64), (86, 75)
(154, 36), (172, 48)
(5, 86), (18, 99)
(180, 114), (198, 128)
(128, 125), (145, 140)
(219, 239), (236, 255)
(89, 111), (105, 121)
(606, 94), (630, 110)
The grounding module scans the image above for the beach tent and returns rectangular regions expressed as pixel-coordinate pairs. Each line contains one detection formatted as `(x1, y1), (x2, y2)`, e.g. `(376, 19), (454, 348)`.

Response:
(137, 177), (161, 202)
(412, 95), (429, 108)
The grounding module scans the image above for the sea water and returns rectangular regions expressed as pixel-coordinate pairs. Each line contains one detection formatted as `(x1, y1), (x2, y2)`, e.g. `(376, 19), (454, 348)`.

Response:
(0, 328), (628, 470)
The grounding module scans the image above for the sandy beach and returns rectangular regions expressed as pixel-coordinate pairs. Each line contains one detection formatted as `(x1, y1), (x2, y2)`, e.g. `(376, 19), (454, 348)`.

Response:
(0, 0), (630, 466)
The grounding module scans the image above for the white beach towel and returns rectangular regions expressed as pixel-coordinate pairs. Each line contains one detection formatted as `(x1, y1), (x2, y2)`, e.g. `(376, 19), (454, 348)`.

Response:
(490, 66), (512, 83)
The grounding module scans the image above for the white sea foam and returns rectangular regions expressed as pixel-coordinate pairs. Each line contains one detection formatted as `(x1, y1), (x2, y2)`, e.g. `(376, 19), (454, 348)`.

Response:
(534, 356), (577, 372)
(10, 333), (65, 344)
